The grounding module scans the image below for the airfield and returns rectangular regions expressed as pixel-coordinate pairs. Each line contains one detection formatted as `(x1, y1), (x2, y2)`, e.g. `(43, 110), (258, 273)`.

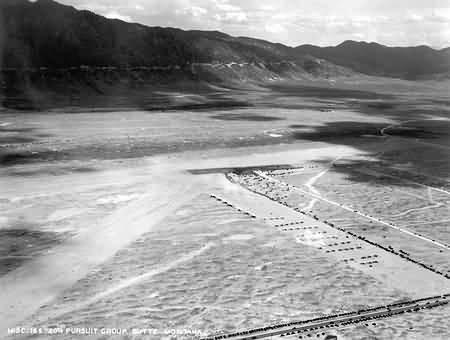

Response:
(0, 78), (449, 339)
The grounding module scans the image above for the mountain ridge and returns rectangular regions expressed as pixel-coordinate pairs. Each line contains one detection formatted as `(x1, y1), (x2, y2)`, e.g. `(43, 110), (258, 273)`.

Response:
(295, 40), (450, 79)
(1, 0), (448, 75)
(1, 0), (449, 110)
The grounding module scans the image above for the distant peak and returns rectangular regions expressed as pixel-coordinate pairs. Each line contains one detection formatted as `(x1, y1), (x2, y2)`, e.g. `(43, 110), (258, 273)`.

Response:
(0, 0), (58, 6)
(28, 0), (55, 4)
(337, 40), (378, 47)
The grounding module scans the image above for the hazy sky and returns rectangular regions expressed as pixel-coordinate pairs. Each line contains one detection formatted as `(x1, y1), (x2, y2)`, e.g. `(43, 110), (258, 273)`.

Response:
(55, 0), (450, 48)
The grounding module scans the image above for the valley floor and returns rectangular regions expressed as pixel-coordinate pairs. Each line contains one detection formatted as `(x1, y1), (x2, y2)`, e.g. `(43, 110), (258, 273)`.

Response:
(0, 78), (449, 339)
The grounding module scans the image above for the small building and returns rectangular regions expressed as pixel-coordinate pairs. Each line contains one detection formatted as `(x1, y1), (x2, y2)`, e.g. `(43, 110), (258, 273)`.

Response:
(324, 335), (337, 340)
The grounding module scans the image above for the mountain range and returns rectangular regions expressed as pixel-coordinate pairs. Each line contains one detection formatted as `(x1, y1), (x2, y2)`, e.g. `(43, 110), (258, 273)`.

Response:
(0, 0), (449, 109)
(296, 41), (450, 79)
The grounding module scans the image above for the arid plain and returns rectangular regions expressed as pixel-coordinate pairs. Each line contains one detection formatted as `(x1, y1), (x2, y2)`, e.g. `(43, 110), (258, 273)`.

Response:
(1, 77), (449, 339)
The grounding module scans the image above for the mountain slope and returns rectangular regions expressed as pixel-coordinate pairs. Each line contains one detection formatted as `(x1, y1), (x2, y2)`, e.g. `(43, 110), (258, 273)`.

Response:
(1, 0), (447, 77)
(0, 0), (449, 110)
(295, 41), (450, 79)
(0, 0), (356, 109)
(0, 0), (301, 69)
